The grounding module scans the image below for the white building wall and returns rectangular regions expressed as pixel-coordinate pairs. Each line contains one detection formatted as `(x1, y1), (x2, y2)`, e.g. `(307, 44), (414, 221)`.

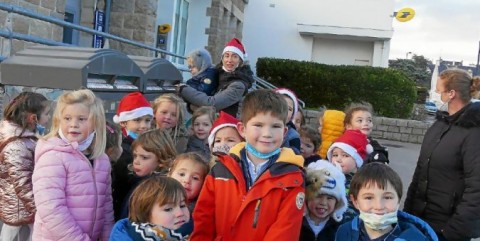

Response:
(184, 0), (211, 56)
(242, 0), (394, 73)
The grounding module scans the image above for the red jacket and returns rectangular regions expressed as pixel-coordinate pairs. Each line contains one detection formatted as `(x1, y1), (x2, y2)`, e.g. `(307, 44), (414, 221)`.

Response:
(191, 142), (305, 241)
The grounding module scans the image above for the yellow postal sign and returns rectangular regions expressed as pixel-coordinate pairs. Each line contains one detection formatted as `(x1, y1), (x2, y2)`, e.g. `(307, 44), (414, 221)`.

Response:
(395, 8), (415, 22)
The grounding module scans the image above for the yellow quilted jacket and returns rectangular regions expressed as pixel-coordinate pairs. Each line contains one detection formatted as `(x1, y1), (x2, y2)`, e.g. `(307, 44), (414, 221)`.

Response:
(318, 110), (345, 159)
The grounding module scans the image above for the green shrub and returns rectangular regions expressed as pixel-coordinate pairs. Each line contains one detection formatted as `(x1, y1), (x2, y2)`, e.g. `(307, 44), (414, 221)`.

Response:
(256, 58), (417, 118)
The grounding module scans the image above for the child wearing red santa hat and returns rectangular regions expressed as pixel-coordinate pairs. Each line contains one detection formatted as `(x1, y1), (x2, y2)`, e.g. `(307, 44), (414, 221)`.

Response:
(326, 129), (369, 222)
(111, 92), (154, 221)
(178, 38), (254, 118)
(207, 111), (244, 167)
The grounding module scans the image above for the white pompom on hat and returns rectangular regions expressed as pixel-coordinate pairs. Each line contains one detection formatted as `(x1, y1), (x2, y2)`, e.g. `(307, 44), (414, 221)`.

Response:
(274, 88), (299, 122)
(327, 129), (368, 168)
(222, 38), (247, 61)
(306, 160), (348, 222)
(207, 111), (240, 149)
(113, 92), (153, 123)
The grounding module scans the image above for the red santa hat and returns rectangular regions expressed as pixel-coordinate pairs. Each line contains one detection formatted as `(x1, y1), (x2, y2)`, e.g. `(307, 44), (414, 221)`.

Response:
(208, 111), (240, 148)
(113, 92), (153, 123)
(274, 88), (299, 122)
(222, 38), (247, 61)
(327, 129), (368, 168)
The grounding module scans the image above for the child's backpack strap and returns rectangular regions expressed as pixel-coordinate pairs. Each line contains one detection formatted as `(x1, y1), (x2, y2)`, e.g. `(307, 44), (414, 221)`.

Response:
(0, 135), (38, 153)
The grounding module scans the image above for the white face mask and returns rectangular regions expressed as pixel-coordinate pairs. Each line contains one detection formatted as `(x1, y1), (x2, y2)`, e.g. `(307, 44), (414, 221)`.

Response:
(438, 98), (450, 112)
(359, 209), (398, 231)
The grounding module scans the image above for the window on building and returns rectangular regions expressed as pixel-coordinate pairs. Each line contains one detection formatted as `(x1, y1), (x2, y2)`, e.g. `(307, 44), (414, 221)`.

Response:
(171, 0), (189, 64)
(63, 0), (80, 45)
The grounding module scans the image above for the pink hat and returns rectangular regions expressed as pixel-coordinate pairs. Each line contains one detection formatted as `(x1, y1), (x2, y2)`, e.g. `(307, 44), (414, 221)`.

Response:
(327, 129), (368, 168)
(208, 111), (240, 148)
(274, 88), (299, 122)
(222, 38), (247, 61)
(113, 92), (153, 123)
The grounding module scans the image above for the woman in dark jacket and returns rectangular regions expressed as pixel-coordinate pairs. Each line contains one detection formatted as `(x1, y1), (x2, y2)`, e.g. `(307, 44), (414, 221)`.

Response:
(178, 38), (254, 118)
(404, 69), (480, 241)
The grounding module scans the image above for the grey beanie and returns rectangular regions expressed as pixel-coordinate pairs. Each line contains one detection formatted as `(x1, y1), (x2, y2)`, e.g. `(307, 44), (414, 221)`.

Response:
(187, 49), (213, 76)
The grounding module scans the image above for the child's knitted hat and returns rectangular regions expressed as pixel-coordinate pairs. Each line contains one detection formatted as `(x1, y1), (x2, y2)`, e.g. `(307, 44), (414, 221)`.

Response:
(306, 160), (348, 222)
(187, 49), (213, 76)
(327, 129), (368, 168)
(208, 111), (240, 148)
(113, 92), (153, 123)
(223, 38), (247, 61)
(274, 88), (298, 122)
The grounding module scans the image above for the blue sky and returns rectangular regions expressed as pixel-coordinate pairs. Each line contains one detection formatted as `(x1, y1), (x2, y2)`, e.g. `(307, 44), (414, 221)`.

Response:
(390, 0), (480, 65)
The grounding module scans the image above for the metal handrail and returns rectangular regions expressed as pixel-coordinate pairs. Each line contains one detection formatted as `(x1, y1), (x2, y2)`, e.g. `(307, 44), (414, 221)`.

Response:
(0, 3), (185, 59)
(254, 75), (306, 108)
(0, 3), (306, 107)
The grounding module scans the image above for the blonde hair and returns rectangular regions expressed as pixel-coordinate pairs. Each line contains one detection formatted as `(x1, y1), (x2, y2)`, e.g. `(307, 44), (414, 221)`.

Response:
(170, 152), (209, 178)
(45, 89), (106, 159)
(192, 106), (216, 126)
(153, 93), (185, 141)
(129, 176), (186, 223)
(131, 129), (177, 172)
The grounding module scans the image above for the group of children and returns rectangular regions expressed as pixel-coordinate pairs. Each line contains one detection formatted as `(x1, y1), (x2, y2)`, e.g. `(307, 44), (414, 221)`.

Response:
(0, 43), (438, 240)
(0, 86), (440, 241)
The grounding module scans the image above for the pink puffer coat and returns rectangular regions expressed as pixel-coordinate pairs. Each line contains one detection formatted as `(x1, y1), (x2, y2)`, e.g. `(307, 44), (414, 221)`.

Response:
(32, 137), (114, 241)
(0, 120), (37, 225)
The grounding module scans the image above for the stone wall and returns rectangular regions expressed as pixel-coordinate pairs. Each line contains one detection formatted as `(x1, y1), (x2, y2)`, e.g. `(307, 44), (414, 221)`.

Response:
(303, 109), (431, 144)
(0, 0), (65, 56)
(109, 0), (157, 56)
(207, 0), (247, 64)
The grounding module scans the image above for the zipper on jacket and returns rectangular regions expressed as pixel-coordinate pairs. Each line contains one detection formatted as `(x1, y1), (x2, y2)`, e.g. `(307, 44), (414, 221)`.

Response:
(81, 152), (98, 239)
(252, 199), (262, 228)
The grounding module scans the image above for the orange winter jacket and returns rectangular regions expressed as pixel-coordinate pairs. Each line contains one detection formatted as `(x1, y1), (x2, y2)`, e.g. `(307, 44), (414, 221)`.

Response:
(318, 110), (345, 159)
(191, 142), (305, 241)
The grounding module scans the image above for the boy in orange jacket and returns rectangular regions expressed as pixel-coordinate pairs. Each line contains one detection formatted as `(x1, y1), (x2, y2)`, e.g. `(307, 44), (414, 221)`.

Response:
(191, 89), (306, 241)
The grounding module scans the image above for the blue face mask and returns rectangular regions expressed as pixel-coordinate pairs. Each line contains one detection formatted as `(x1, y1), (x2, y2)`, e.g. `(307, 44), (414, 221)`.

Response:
(127, 130), (139, 140)
(245, 142), (281, 159)
(36, 124), (45, 136)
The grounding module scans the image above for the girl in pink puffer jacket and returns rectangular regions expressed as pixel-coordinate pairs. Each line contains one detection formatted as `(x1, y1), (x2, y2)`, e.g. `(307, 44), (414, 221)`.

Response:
(32, 89), (114, 241)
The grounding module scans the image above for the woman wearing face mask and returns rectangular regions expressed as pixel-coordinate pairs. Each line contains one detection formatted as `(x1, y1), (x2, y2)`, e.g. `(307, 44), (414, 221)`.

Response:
(177, 38), (254, 118)
(404, 69), (480, 241)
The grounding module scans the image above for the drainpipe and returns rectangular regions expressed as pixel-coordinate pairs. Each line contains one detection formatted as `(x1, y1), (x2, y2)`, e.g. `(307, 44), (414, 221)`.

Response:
(104, 0), (111, 33)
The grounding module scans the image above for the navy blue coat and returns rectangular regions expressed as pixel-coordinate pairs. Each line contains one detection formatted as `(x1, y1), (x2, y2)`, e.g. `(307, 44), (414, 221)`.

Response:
(335, 211), (438, 241)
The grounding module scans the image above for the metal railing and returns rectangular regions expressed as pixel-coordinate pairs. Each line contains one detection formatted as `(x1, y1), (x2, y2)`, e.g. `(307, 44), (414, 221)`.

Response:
(0, 3), (306, 107)
(0, 3), (185, 59)
(254, 76), (306, 108)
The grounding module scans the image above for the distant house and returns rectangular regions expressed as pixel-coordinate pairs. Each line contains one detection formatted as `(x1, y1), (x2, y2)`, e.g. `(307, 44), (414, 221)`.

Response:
(242, 0), (395, 73)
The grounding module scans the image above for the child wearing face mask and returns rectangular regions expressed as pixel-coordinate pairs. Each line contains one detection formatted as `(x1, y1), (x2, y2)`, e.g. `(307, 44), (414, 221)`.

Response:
(344, 102), (389, 164)
(118, 129), (177, 220)
(112, 92), (154, 221)
(186, 106), (216, 161)
(32, 89), (114, 240)
(0, 92), (50, 241)
(336, 163), (438, 241)
(326, 129), (368, 223)
(110, 176), (190, 241)
(206, 111), (244, 168)
(168, 153), (209, 236)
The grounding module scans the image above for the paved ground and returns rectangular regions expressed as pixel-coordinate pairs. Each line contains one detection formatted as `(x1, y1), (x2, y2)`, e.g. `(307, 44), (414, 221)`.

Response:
(378, 138), (480, 241)
(378, 138), (421, 208)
